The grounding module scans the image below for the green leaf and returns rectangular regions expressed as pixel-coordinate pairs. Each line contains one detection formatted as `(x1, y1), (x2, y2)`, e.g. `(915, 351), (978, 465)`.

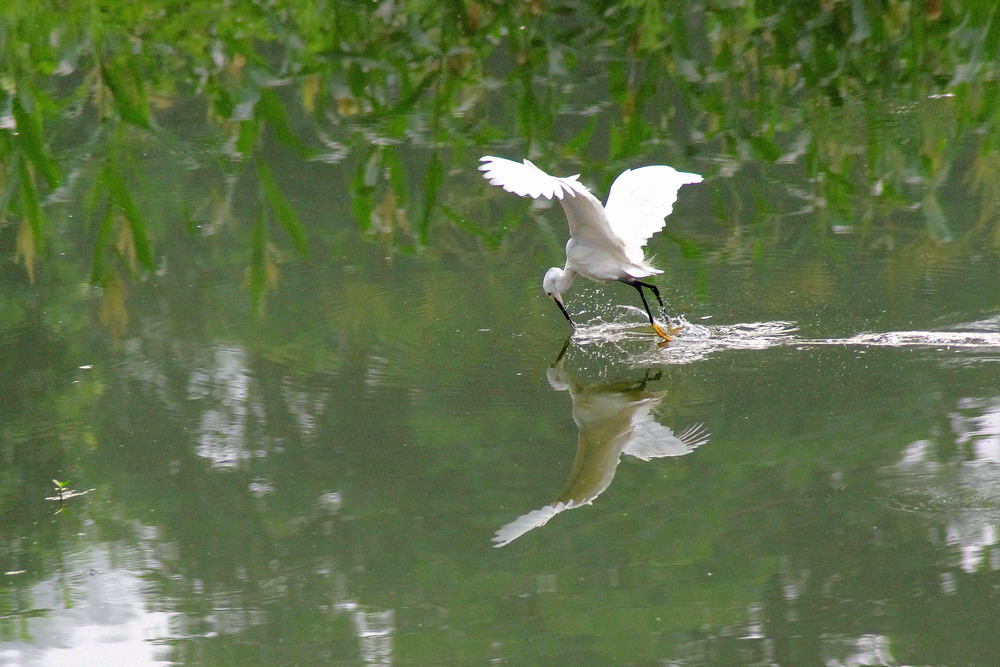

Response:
(350, 165), (375, 233)
(90, 203), (115, 285)
(235, 118), (261, 157)
(100, 60), (151, 129)
(18, 160), (45, 248)
(922, 191), (953, 243)
(421, 152), (443, 244)
(18, 156), (45, 246)
(249, 211), (267, 316)
(565, 116), (598, 154)
(256, 88), (311, 155)
(256, 159), (309, 256)
(12, 95), (60, 189)
(985, 4), (1000, 55)
(747, 134), (781, 162)
(104, 164), (155, 270)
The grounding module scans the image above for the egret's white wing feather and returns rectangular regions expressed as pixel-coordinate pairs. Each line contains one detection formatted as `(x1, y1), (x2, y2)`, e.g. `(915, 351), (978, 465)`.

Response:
(491, 500), (577, 548)
(623, 421), (709, 461)
(479, 156), (628, 267)
(479, 155), (578, 201)
(604, 166), (703, 259)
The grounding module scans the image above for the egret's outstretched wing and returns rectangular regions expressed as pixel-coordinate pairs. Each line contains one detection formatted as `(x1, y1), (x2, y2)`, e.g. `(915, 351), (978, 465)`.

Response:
(604, 166), (702, 256)
(623, 421), (709, 461)
(479, 155), (580, 200)
(492, 500), (577, 548)
(479, 156), (624, 255)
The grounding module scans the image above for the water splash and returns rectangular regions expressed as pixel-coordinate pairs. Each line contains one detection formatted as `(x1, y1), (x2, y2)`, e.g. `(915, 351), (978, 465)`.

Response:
(634, 319), (800, 365)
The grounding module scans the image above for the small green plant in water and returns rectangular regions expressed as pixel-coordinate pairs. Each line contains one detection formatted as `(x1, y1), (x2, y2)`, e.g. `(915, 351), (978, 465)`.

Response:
(47, 479), (93, 514)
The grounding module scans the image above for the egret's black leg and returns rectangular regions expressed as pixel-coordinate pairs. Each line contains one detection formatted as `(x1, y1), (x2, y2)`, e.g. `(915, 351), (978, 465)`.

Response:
(552, 336), (572, 366)
(634, 279), (664, 309)
(622, 278), (673, 341)
(623, 279), (659, 328)
(629, 279), (676, 330)
(631, 368), (663, 392)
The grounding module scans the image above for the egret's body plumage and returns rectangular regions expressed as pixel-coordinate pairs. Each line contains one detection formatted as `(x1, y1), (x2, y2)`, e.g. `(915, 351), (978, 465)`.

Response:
(479, 156), (702, 340)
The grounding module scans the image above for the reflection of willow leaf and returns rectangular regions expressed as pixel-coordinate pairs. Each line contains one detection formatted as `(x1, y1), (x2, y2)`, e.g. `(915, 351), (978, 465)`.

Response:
(746, 133), (781, 163)
(661, 231), (702, 260)
(371, 68), (440, 119)
(256, 158), (309, 256)
(516, 77), (539, 145)
(351, 149), (380, 232)
(610, 114), (651, 160)
(18, 156), (44, 246)
(446, 209), (498, 247)
(15, 218), (36, 284)
(104, 164), (154, 270)
(236, 118), (261, 157)
(372, 190), (397, 235)
(421, 152), (443, 244)
(116, 214), (137, 272)
(100, 60), (151, 129)
(565, 116), (598, 154)
(301, 73), (320, 114)
(99, 271), (129, 342)
(952, 5), (1000, 85)
(922, 191), (953, 243)
(12, 96), (60, 189)
(986, 4), (1000, 55)
(257, 88), (312, 156)
(249, 212), (266, 316)
(90, 204), (115, 285)
(384, 147), (407, 200)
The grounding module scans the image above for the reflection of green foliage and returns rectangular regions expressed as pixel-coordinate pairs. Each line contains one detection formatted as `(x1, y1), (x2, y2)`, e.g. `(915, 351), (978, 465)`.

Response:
(2, 0), (1000, 293)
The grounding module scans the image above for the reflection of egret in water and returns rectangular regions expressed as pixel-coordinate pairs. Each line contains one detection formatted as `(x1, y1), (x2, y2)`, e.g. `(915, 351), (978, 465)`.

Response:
(493, 341), (708, 548)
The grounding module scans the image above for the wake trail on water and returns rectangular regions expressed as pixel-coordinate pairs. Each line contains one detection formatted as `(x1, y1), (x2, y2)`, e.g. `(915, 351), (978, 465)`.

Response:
(569, 308), (1000, 365)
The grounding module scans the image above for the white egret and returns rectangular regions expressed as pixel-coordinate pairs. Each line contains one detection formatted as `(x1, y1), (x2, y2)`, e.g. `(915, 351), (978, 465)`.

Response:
(479, 156), (702, 341)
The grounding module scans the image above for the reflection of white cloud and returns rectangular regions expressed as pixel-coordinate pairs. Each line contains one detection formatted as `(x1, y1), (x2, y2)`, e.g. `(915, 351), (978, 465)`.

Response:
(333, 602), (394, 665)
(281, 382), (328, 439)
(947, 518), (998, 574)
(121, 339), (170, 403)
(356, 609), (394, 665)
(0, 545), (175, 666)
(822, 633), (894, 667)
(666, 629), (894, 666)
(957, 398), (1000, 462)
(187, 347), (262, 468)
(887, 397), (1000, 574)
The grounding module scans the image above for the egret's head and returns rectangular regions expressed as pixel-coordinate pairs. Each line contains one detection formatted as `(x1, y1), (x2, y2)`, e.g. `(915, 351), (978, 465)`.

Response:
(542, 267), (566, 303)
(543, 267), (576, 327)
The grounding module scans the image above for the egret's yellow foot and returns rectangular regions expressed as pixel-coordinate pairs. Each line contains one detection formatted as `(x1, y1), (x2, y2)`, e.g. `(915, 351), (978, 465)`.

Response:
(652, 322), (672, 342)
(669, 324), (684, 336)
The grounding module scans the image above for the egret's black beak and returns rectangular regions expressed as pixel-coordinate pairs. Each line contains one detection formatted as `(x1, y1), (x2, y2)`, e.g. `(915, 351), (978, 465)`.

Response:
(550, 294), (575, 328)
